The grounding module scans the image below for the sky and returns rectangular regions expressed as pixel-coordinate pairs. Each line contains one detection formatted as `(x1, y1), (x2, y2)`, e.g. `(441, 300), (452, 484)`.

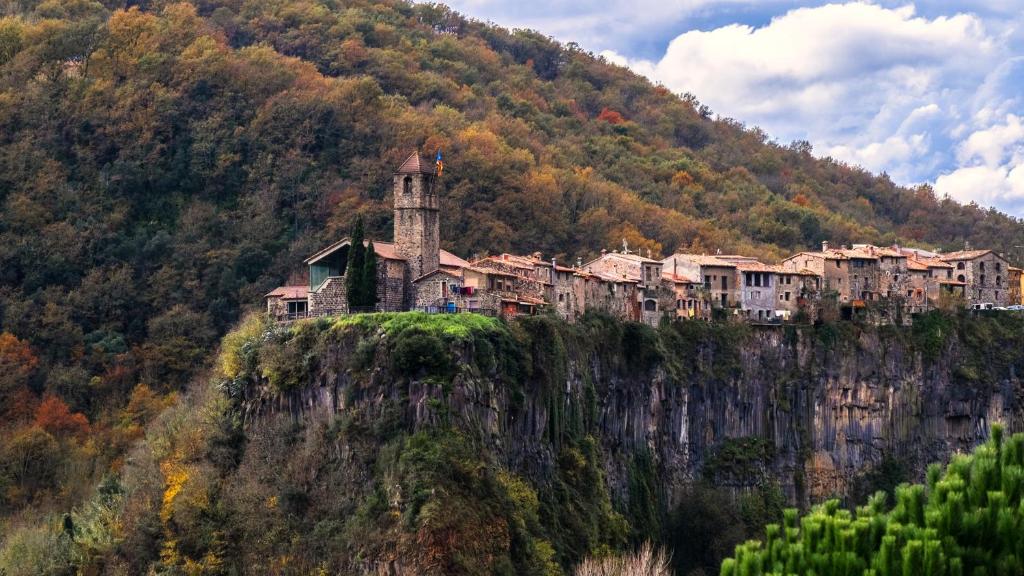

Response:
(443, 0), (1024, 217)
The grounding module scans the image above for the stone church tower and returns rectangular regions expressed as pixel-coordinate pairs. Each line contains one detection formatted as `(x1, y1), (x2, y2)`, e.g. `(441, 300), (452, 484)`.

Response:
(393, 152), (440, 280)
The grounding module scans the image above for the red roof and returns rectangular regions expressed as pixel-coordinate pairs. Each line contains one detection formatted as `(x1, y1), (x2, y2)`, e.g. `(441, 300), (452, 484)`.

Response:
(265, 285), (308, 300)
(396, 152), (436, 175)
(305, 238), (469, 269)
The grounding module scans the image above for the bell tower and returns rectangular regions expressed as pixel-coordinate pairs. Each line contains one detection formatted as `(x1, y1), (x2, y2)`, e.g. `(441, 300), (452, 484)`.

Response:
(393, 151), (440, 280)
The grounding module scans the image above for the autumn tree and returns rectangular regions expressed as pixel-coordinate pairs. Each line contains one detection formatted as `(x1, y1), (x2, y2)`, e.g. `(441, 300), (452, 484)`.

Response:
(34, 394), (90, 438)
(0, 333), (38, 419)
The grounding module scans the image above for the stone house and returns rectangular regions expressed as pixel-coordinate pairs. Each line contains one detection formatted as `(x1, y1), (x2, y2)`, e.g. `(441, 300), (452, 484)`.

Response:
(774, 268), (821, 320)
(411, 268), (469, 311)
(581, 270), (641, 321)
(736, 262), (779, 322)
(939, 250), (1012, 306)
(853, 245), (909, 300)
(904, 254), (958, 311)
(783, 242), (883, 303)
(583, 251), (664, 321)
(461, 266), (545, 319)
(662, 272), (703, 319)
(486, 253), (579, 320)
(783, 248), (848, 301)
(661, 254), (739, 310)
(265, 285), (309, 320)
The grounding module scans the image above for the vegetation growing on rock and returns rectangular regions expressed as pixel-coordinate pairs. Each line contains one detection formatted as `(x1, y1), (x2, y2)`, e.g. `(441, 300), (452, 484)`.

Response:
(722, 425), (1024, 576)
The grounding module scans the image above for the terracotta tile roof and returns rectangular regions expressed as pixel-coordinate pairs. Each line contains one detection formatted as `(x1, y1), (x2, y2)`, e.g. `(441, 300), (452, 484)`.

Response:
(851, 244), (905, 258)
(906, 259), (929, 272)
(735, 262), (782, 273)
(396, 151), (436, 175)
(589, 270), (639, 283)
(306, 238), (469, 269)
(439, 250), (471, 269)
(664, 254), (738, 267)
(474, 255), (535, 270)
(465, 266), (518, 277)
(785, 251), (849, 261)
(662, 272), (698, 283)
(913, 256), (953, 269)
(412, 268), (462, 283)
(836, 248), (878, 260)
(265, 285), (308, 299)
(940, 249), (994, 261)
(587, 252), (660, 266)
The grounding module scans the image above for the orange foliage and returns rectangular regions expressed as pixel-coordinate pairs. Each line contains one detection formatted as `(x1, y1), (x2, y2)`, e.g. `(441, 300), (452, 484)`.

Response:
(34, 394), (91, 438)
(596, 107), (626, 125)
(0, 332), (38, 379)
(672, 171), (695, 188)
(792, 193), (811, 207)
(5, 386), (40, 422)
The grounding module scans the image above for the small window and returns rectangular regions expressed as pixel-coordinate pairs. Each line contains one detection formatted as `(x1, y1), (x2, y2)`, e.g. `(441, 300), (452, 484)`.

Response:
(403, 176), (412, 195)
(957, 262), (965, 270)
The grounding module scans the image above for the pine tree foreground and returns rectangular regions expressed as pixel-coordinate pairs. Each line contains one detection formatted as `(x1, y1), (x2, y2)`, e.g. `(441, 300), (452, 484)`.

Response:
(721, 426), (1024, 576)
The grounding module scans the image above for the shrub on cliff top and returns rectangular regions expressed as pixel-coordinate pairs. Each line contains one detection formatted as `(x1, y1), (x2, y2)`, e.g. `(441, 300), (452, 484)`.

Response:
(721, 425), (1024, 576)
(390, 327), (452, 379)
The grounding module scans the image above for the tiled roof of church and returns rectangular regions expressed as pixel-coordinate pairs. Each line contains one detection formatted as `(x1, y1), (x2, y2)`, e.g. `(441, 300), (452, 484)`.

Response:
(396, 151), (436, 175)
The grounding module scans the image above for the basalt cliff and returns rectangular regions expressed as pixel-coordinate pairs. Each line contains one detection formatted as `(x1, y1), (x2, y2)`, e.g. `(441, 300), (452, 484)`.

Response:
(114, 311), (1024, 575)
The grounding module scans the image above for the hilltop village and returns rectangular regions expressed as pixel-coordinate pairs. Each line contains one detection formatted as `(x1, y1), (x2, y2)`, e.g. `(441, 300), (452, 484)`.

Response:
(267, 153), (1024, 325)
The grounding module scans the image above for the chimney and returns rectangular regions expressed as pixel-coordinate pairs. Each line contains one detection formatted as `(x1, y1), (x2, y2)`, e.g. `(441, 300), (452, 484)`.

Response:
(822, 241), (830, 252)
(551, 258), (557, 284)
(601, 248), (607, 256)
(576, 257), (582, 268)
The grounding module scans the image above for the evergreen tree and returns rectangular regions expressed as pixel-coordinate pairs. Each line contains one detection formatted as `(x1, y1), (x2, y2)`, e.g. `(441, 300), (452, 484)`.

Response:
(363, 240), (378, 309)
(346, 217), (366, 310)
(721, 425), (1024, 576)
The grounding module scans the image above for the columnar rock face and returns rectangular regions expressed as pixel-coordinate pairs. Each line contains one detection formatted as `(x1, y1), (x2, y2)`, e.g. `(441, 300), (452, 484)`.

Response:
(242, 319), (1023, 511)
(393, 154), (439, 281)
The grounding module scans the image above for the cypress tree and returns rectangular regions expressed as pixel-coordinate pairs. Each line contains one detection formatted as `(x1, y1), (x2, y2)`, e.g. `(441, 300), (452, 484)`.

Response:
(346, 217), (366, 310)
(363, 240), (378, 309)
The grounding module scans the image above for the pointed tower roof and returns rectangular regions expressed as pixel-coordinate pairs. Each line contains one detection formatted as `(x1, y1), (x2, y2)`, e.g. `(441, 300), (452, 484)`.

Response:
(396, 151), (436, 175)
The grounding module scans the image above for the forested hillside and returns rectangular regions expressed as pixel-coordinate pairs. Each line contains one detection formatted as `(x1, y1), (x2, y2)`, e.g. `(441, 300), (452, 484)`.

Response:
(2, 0), (1024, 537)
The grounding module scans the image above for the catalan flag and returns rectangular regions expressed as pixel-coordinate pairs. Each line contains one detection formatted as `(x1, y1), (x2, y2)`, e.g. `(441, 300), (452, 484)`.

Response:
(435, 149), (444, 177)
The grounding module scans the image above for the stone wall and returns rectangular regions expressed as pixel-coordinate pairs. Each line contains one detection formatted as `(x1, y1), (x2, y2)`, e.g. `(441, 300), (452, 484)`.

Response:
(379, 259), (406, 311)
(309, 276), (346, 315)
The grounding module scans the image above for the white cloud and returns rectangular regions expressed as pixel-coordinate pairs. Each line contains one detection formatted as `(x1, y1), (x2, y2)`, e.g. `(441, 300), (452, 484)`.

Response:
(935, 164), (1024, 212)
(958, 114), (1024, 167)
(596, 2), (1024, 215)
(935, 114), (1024, 212)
